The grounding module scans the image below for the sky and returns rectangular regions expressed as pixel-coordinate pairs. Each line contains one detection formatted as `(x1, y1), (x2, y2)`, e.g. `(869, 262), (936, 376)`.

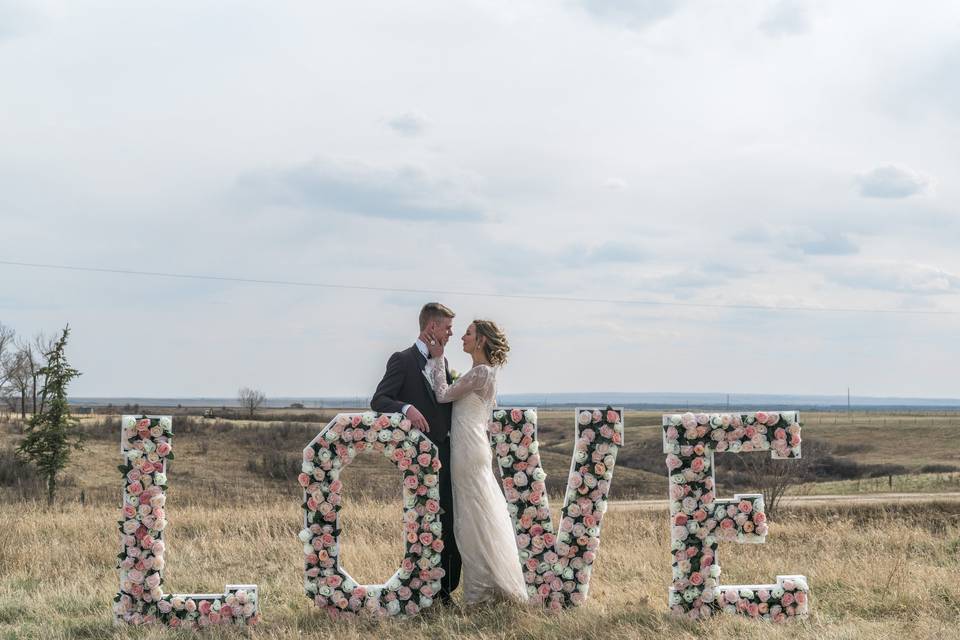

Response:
(1, 0), (958, 399)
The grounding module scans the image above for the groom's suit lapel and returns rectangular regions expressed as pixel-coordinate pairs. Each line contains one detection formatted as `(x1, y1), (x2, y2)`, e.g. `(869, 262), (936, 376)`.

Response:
(410, 344), (438, 405)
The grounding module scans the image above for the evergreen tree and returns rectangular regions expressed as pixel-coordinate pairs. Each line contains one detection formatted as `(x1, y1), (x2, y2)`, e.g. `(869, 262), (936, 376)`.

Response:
(17, 325), (83, 504)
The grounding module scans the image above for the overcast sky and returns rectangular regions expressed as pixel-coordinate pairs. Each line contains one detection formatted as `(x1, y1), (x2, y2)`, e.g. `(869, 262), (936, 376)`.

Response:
(1, 0), (958, 399)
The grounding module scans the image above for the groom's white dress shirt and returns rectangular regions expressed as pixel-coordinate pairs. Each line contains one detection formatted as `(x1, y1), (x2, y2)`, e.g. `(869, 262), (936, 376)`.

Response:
(401, 338), (436, 416)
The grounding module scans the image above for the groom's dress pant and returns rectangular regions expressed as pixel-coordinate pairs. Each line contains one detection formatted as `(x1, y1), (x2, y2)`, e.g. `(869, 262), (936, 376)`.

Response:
(435, 436), (462, 602)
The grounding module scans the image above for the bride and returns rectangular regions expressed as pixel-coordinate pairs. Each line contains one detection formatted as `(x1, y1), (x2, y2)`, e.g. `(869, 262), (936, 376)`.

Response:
(425, 320), (528, 605)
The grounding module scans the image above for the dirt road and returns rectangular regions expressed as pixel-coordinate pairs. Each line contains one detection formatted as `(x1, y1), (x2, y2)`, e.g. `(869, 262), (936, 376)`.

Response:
(609, 491), (960, 512)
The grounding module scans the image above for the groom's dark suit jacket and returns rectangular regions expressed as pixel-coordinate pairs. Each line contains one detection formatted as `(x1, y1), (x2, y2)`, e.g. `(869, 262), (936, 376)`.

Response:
(371, 344), (453, 441)
(371, 343), (461, 600)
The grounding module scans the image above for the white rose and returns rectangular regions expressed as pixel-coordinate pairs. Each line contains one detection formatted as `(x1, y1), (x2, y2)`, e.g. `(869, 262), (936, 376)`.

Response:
(523, 410), (537, 423)
(361, 412), (376, 426)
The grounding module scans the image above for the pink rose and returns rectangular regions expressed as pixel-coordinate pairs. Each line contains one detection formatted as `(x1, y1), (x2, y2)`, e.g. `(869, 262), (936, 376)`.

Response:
(511, 409), (524, 423)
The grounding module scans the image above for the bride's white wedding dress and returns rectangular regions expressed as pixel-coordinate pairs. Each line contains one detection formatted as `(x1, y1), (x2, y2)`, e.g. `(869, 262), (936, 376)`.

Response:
(428, 360), (528, 605)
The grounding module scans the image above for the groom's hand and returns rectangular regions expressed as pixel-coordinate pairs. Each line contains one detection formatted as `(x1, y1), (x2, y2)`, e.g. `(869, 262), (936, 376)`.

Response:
(407, 405), (430, 433)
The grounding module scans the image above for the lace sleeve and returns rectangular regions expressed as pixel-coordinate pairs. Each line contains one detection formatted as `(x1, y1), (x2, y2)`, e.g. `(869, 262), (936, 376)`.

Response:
(430, 362), (492, 403)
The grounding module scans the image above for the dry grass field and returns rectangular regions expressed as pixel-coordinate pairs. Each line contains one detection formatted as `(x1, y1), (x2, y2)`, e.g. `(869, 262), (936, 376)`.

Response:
(2, 499), (960, 640)
(2, 408), (960, 639)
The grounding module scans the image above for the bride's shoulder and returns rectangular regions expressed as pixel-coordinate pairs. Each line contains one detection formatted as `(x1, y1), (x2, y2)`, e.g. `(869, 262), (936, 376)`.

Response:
(469, 363), (496, 376)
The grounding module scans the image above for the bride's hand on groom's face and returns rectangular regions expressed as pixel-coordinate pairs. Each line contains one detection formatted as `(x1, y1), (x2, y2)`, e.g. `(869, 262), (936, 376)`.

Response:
(422, 325), (444, 359)
(427, 337), (444, 359)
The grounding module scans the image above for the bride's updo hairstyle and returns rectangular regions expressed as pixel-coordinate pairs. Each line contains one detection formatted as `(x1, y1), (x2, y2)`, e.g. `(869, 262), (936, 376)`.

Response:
(473, 319), (509, 366)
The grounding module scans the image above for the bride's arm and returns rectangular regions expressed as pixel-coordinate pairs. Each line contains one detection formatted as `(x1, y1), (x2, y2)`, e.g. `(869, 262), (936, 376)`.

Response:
(429, 361), (489, 403)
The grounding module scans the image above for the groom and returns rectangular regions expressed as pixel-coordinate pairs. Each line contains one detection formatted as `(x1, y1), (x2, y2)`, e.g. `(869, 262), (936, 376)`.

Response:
(371, 302), (462, 604)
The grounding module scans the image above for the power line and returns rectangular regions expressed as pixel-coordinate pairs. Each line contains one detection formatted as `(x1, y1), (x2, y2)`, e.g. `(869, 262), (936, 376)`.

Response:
(1, 259), (958, 316)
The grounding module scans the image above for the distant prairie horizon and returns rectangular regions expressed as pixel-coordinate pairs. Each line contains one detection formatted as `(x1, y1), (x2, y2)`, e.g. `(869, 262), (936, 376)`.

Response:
(68, 391), (960, 410)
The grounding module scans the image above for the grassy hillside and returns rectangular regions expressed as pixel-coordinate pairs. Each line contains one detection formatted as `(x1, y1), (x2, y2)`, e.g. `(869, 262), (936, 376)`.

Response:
(3, 408), (959, 505)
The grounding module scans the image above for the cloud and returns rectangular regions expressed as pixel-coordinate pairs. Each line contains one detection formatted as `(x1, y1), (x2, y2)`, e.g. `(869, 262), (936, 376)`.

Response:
(237, 159), (486, 222)
(562, 241), (646, 266)
(386, 112), (428, 137)
(603, 177), (627, 191)
(734, 225), (860, 256)
(828, 261), (960, 295)
(789, 232), (859, 256)
(759, 0), (811, 37)
(0, 0), (38, 40)
(573, 0), (682, 30)
(857, 164), (934, 199)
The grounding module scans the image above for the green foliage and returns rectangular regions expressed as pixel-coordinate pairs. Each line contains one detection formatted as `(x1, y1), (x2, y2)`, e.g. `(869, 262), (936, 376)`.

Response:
(16, 325), (83, 504)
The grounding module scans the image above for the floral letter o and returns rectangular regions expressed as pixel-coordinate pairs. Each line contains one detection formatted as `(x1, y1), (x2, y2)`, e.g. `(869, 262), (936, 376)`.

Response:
(301, 412), (445, 619)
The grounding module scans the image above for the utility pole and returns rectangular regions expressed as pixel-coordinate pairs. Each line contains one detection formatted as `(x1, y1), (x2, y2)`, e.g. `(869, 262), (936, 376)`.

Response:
(726, 394), (730, 410)
(847, 387), (851, 414)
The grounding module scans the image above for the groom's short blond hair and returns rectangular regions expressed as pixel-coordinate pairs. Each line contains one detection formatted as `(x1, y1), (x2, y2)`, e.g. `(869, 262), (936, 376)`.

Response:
(419, 302), (455, 330)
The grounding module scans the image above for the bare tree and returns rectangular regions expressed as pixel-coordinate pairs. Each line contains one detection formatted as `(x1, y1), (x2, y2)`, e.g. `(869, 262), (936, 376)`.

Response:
(0, 322), (15, 391)
(0, 323), (15, 415)
(238, 387), (266, 418)
(6, 347), (32, 419)
(0, 323), (14, 365)
(720, 441), (826, 520)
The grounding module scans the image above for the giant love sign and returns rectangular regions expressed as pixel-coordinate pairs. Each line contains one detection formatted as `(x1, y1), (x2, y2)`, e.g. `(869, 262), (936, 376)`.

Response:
(114, 409), (808, 626)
